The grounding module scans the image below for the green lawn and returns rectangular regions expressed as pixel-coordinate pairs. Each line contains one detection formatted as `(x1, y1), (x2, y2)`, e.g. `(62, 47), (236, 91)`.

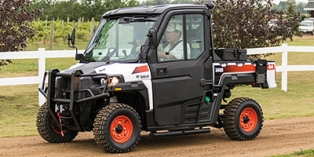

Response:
(272, 149), (314, 157)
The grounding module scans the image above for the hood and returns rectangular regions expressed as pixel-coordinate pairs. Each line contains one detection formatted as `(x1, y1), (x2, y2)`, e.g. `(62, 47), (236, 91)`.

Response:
(61, 62), (151, 82)
(61, 62), (106, 74)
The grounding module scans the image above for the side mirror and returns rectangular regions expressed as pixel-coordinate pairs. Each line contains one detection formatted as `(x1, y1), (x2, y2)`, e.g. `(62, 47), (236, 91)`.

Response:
(71, 27), (76, 45)
(147, 28), (157, 49)
(67, 27), (80, 60)
(68, 27), (76, 46)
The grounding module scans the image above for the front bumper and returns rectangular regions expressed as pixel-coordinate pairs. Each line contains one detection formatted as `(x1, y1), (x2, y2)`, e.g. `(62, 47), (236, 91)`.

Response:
(38, 69), (110, 131)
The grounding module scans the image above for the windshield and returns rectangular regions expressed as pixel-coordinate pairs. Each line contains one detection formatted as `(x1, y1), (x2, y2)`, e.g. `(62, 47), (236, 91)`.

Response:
(81, 16), (157, 63)
(300, 21), (313, 26)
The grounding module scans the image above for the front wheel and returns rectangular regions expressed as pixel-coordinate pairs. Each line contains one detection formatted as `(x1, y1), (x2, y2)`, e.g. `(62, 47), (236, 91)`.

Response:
(36, 103), (78, 143)
(93, 103), (142, 153)
(222, 97), (263, 141)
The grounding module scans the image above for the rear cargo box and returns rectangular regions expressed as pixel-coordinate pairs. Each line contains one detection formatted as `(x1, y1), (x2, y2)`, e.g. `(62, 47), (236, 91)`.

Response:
(214, 48), (247, 61)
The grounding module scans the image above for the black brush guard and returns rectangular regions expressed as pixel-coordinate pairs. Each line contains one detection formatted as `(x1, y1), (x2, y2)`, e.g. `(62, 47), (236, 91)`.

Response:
(38, 69), (110, 131)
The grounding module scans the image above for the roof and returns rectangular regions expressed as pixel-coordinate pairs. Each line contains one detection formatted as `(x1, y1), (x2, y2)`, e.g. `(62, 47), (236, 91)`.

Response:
(102, 4), (209, 17)
(304, 2), (314, 10)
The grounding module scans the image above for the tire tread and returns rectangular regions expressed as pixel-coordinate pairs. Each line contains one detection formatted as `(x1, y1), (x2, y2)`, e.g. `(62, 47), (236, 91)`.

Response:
(222, 97), (263, 141)
(93, 103), (142, 153)
(36, 103), (78, 143)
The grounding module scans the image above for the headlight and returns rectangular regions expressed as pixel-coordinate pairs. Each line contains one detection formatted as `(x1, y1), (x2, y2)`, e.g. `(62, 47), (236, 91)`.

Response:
(108, 77), (120, 86)
(100, 76), (123, 86)
(100, 78), (106, 85)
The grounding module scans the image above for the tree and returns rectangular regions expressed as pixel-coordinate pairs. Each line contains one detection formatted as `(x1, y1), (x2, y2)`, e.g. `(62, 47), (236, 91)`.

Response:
(51, 0), (82, 21)
(81, 0), (106, 21)
(28, 0), (52, 20)
(28, 0), (139, 21)
(196, 0), (300, 58)
(0, 0), (42, 66)
(286, 1), (302, 41)
(296, 2), (306, 15)
(80, 0), (139, 20)
(28, 0), (85, 21)
(277, 0), (288, 10)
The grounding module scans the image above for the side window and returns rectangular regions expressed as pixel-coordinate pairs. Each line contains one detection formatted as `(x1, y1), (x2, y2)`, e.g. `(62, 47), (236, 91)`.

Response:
(186, 14), (204, 59)
(157, 15), (188, 61)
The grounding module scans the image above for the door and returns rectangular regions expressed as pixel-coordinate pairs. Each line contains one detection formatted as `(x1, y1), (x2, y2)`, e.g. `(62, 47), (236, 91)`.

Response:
(149, 14), (207, 126)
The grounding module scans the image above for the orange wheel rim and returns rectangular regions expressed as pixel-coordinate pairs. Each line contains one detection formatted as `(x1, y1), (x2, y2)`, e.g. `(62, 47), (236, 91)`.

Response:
(239, 107), (258, 132)
(110, 115), (133, 144)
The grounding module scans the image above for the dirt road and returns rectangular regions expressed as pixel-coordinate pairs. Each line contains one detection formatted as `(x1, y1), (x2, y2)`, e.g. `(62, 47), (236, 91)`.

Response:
(0, 117), (313, 157)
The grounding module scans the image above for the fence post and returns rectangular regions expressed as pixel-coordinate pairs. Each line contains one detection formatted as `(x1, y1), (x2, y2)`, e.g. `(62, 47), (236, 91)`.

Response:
(38, 48), (46, 106)
(90, 17), (95, 39)
(49, 20), (54, 50)
(281, 44), (288, 92)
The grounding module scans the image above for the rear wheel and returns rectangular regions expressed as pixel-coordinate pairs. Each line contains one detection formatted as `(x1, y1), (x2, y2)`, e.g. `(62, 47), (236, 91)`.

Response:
(222, 97), (263, 140)
(36, 103), (78, 143)
(93, 103), (142, 153)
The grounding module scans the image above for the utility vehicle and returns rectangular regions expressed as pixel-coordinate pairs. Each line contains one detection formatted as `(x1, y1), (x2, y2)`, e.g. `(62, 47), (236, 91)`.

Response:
(37, 2), (277, 153)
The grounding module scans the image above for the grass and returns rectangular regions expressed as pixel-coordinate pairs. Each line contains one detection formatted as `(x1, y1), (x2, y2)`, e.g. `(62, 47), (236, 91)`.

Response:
(0, 36), (314, 139)
(272, 149), (314, 157)
(283, 36), (314, 46)
(0, 85), (39, 137)
(0, 58), (77, 78)
(0, 40), (85, 137)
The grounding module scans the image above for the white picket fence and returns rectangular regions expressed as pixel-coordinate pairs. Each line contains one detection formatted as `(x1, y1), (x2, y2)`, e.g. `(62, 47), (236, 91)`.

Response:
(1, 44), (314, 106)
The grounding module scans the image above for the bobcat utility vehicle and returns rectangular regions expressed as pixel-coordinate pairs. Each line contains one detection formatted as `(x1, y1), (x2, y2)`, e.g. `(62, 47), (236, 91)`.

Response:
(37, 2), (277, 153)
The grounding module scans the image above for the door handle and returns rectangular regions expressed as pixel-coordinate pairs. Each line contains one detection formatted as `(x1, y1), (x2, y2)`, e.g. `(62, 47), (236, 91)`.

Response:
(157, 67), (167, 76)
